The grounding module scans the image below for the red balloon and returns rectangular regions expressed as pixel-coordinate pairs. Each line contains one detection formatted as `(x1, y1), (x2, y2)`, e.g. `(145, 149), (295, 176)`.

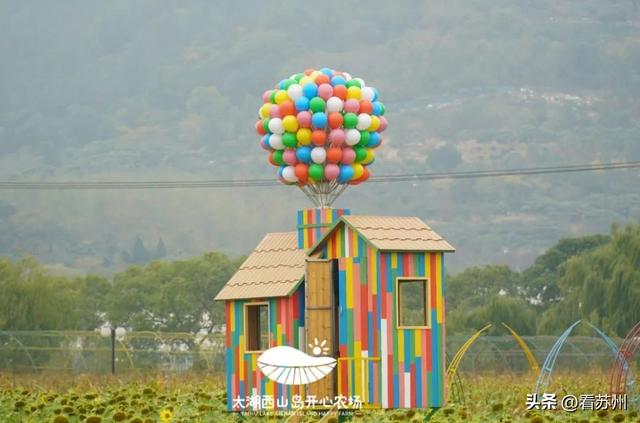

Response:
(295, 163), (309, 183)
(279, 100), (295, 116)
(333, 85), (347, 100)
(311, 130), (327, 146)
(315, 74), (330, 85)
(328, 112), (343, 129)
(359, 100), (373, 114)
(326, 147), (342, 164)
(256, 120), (266, 135)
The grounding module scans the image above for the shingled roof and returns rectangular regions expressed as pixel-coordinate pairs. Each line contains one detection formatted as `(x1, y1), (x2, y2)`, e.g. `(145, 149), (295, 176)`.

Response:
(214, 232), (305, 301)
(309, 215), (455, 254)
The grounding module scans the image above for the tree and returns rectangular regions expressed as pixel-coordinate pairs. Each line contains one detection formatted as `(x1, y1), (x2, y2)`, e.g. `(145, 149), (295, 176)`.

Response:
(154, 237), (167, 259)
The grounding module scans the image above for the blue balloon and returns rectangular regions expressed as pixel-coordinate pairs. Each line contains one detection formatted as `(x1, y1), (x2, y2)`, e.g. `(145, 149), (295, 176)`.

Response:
(368, 132), (381, 148)
(372, 101), (383, 116)
(262, 134), (271, 148)
(331, 75), (346, 86)
(338, 165), (354, 183)
(372, 87), (379, 101)
(277, 166), (285, 177)
(312, 112), (327, 129)
(296, 146), (312, 163)
(320, 67), (333, 77)
(302, 83), (318, 99)
(278, 79), (288, 90)
(295, 97), (310, 111)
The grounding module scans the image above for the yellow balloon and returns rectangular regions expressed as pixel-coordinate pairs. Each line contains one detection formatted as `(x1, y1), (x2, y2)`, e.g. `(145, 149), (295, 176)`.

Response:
(259, 104), (270, 119)
(352, 163), (364, 179)
(310, 70), (322, 80)
(346, 86), (362, 100)
(283, 115), (299, 133)
(296, 128), (312, 145)
(368, 116), (380, 131)
(274, 90), (289, 105)
(299, 76), (312, 86)
(363, 149), (375, 164)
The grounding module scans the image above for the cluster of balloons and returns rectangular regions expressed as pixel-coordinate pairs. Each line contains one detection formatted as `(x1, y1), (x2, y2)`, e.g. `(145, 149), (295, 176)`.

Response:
(255, 67), (386, 186)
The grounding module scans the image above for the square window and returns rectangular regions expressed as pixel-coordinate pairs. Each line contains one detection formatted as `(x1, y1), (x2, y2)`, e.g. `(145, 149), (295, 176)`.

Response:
(396, 278), (430, 328)
(245, 303), (270, 352)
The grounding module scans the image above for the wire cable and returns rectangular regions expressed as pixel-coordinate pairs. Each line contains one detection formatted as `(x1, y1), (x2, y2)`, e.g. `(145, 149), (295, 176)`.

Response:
(0, 160), (638, 190)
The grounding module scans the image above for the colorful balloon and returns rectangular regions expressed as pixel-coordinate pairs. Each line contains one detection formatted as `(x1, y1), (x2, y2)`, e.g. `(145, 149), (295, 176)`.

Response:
(256, 68), (385, 188)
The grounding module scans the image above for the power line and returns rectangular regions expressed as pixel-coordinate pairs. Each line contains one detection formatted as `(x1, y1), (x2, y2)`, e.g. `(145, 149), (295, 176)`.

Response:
(0, 160), (638, 190)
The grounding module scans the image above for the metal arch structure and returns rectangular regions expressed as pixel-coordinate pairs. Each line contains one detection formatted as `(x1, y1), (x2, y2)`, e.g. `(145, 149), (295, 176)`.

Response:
(445, 352), (467, 404)
(0, 330), (37, 370)
(446, 323), (540, 403)
(535, 320), (621, 397)
(610, 320), (640, 408)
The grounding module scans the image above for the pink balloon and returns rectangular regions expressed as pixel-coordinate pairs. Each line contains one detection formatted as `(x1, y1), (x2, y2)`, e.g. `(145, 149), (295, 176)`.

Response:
(262, 90), (273, 103)
(329, 129), (346, 145)
(378, 116), (388, 132)
(341, 147), (355, 164)
(283, 149), (298, 165)
(317, 83), (333, 100)
(269, 104), (281, 118)
(344, 99), (360, 113)
(297, 111), (312, 128)
(324, 163), (340, 180)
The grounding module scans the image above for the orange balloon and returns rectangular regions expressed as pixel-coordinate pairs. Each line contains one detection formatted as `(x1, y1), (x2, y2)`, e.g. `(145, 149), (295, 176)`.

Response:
(304, 68), (314, 75)
(315, 74), (330, 85)
(326, 147), (342, 164)
(333, 85), (348, 100)
(359, 100), (373, 114)
(268, 153), (278, 166)
(311, 130), (327, 146)
(328, 112), (343, 129)
(279, 100), (295, 116)
(295, 163), (308, 183)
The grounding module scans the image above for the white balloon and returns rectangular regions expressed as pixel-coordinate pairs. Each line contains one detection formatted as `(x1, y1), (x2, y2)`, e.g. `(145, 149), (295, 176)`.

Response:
(326, 97), (344, 113)
(282, 166), (298, 182)
(287, 84), (303, 101)
(356, 113), (372, 130)
(353, 77), (365, 88)
(345, 129), (361, 146)
(343, 72), (352, 81)
(268, 118), (284, 135)
(311, 147), (327, 163)
(361, 87), (375, 102)
(269, 134), (284, 150)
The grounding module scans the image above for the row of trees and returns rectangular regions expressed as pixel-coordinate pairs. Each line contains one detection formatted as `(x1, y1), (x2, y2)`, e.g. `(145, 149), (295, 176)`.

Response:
(0, 252), (242, 334)
(0, 223), (638, 336)
(447, 223), (640, 337)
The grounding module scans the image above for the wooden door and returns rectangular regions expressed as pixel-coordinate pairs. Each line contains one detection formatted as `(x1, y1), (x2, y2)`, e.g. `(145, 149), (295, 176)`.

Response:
(305, 259), (337, 400)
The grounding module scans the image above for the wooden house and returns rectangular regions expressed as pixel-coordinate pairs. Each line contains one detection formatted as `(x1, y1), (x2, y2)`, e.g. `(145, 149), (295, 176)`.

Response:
(214, 208), (454, 411)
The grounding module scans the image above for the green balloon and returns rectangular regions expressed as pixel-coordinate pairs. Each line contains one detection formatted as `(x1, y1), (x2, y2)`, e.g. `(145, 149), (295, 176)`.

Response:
(273, 150), (284, 165)
(378, 102), (386, 116)
(308, 163), (324, 181)
(282, 79), (296, 90)
(309, 97), (326, 113)
(343, 113), (358, 129)
(354, 147), (367, 163)
(262, 118), (271, 132)
(269, 91), (277, 103)
(346, 79), (362, 88)
(282, 132), (297, 148)
(358, 131), (371, 146)
(294, 73), (304, 82)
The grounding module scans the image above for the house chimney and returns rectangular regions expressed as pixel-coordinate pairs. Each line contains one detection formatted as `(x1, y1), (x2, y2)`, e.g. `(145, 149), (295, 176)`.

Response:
(297, 208), (350, 249)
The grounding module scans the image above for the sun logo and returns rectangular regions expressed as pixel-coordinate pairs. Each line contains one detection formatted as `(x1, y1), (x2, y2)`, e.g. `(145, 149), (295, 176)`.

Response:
(308, 337), (330, 356)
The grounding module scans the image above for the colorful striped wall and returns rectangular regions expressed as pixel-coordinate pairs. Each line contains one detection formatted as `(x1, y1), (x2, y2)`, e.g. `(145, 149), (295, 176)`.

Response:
(296, 208), (350, 249)
(225, 285), (305, 411)
(322, 224), (446, 409)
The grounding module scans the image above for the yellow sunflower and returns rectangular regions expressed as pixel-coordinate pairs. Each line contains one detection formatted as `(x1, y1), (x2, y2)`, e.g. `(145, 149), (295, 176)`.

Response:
(159, 408), (172, 422)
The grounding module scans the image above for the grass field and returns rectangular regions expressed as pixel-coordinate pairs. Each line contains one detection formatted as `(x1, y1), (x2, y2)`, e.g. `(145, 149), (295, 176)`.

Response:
(0, 372), (637, 422)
